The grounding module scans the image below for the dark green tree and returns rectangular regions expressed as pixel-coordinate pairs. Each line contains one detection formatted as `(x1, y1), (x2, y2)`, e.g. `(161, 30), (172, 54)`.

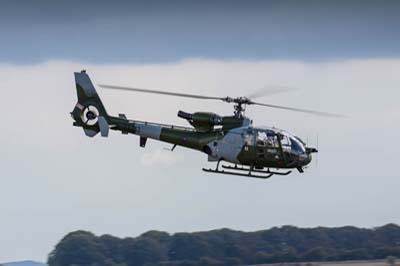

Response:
(48, 224), (400, 266)
(48, 231), (107, 266)
(123, 237), (167, 266)
(168, 233), (210, 261)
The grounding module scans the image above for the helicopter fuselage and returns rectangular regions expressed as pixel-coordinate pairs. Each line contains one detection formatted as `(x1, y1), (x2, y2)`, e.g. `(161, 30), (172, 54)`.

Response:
(71, 71), (318, 178)
(101, 114), (313, 171)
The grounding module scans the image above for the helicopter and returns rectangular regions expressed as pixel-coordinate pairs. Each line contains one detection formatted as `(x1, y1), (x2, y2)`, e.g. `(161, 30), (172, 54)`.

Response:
(71, 70), (341, 179)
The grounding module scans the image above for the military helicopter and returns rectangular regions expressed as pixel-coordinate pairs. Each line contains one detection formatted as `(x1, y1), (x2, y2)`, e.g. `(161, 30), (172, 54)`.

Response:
(71, 70), (341, 179)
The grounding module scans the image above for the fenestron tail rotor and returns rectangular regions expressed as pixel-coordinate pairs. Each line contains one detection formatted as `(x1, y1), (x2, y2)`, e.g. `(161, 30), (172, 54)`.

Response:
(98, 84), (343, 118)
(82, 105), (99, 126)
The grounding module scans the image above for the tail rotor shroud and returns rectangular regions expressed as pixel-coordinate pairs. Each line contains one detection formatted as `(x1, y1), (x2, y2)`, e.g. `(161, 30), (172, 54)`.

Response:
(81, 105), (100, 126)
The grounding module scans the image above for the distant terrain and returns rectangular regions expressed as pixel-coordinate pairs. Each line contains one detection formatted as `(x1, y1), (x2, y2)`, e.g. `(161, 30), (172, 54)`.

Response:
(48, 224), (400, 266)
(2, 261), (46, 266)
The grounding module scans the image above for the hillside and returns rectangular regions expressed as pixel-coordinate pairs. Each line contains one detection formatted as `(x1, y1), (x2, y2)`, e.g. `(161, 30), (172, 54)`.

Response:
(48, 224), (400, 266)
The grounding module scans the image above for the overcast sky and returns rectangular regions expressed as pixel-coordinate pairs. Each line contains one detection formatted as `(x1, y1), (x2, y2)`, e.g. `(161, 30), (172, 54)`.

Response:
(1, 0), (400, 263)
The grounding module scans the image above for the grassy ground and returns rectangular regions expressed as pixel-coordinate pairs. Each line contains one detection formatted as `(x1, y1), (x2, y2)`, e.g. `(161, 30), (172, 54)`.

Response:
(254, 259), (398, 266)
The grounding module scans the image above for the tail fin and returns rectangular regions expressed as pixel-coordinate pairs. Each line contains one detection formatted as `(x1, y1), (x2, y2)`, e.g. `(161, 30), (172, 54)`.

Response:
(71, 70), (109, 137)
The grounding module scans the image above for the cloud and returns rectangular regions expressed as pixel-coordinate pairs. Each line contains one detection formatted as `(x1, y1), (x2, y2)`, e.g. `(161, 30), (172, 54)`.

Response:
(1, 58), (400, 262)
(2, 1), (400, 63)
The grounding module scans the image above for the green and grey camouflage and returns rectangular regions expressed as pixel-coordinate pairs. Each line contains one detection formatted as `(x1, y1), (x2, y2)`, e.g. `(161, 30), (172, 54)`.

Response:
(71, 71), (319, 179)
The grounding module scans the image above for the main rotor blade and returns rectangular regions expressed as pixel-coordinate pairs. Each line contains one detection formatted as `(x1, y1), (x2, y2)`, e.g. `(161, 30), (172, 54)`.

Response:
(98, 84), (225, 101)
(251, 101), (344, 117)
(246, 85), (298, 100)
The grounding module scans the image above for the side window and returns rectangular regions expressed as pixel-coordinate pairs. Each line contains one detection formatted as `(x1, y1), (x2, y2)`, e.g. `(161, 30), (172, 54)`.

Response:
(244, 130), (254, 146)
(266, 131), (279, 148)
(256, 131), (267, 147)
(281, 135), (290, 146)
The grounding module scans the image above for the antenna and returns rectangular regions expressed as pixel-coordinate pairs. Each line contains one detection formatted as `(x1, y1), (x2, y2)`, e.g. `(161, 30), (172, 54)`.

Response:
(316, 133), (319, 168)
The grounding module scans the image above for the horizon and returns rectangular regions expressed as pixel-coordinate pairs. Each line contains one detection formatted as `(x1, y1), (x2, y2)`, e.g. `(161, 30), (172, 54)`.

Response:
(46, 222), (400, 239)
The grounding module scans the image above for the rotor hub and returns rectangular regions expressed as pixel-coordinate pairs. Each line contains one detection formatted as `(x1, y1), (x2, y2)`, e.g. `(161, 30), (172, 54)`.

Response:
(86, 111), (97, 120)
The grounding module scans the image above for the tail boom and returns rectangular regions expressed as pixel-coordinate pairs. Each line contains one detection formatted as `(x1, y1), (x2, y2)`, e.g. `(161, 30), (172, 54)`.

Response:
(70, 70), (219, 153)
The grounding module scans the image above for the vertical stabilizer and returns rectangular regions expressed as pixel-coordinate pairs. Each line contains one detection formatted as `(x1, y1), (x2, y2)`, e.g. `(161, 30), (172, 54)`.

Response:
(71, 70), (109, 137)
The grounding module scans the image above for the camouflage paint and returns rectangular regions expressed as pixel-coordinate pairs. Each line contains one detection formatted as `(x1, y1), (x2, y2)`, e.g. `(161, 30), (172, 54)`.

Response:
(71, 71), (314, 171)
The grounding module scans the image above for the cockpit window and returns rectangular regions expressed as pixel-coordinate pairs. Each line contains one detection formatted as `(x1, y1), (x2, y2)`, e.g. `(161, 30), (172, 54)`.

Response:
(294, 136), (306, 146)
(266, 136), (279, 148)
(281, 135), (291, 146)
(256, 131), (267, 146)
(290, 137), (305, 154)
(256, 130), (280, 147)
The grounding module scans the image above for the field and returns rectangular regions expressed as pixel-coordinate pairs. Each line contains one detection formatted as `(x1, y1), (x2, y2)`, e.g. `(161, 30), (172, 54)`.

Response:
(254, 260), (398, 266)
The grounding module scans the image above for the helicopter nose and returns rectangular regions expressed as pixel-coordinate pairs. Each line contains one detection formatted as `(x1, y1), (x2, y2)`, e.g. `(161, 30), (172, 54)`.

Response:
(299, 153), (312, 166)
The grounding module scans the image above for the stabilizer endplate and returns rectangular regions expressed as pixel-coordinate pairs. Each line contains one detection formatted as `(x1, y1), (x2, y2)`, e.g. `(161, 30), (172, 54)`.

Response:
(84, 128), (99, 137)
(98, 116), (109, 137)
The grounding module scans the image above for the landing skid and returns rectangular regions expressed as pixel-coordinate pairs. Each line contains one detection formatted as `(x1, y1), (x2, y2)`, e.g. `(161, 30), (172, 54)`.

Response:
(222, 165), (292, 176)
(202, 167), (273, 179)
(202, 161), (292, 179)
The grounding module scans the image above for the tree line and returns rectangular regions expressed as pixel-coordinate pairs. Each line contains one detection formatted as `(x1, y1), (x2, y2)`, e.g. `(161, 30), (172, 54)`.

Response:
(48, 224), (400, 266)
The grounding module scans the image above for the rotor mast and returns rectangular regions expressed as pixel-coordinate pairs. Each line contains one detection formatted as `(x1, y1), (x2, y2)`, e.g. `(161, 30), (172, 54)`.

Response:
(234, 103), (244, 118)
(223, 96), (252, 118)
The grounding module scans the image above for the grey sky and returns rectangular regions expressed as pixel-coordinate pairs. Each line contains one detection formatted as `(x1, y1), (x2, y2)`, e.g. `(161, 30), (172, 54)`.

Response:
(1, 0), (400, 63)
(0, 0), (400, 264)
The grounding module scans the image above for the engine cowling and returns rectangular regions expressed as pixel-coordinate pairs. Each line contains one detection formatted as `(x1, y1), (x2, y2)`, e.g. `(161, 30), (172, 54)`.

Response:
(178, 110), (223, 132)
